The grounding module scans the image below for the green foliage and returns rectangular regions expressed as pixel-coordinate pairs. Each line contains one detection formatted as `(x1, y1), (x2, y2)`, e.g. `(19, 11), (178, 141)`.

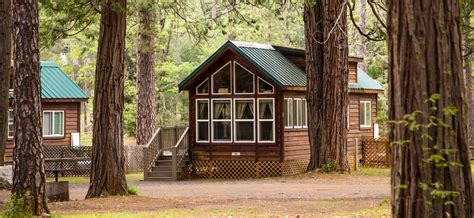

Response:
(127, 185), (139, 195)
(3, 193), (32, 218)
(321, 161), (334, 173)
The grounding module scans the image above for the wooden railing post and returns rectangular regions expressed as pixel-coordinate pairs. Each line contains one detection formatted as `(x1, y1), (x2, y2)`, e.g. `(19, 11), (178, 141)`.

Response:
(143, 147), (148, 180)
(171, 147), (177, 180)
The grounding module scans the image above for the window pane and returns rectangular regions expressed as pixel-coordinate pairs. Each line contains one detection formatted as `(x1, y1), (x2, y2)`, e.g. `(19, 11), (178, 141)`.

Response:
(197, 80), (209, 94)
(214, 121), (231, 140)
(8, 111), (13, 123)
(8, 124), (13, 137)
(259, 100), (273, 119)
(53, 112), (63, 135)
(259, 79), (273, 93)
(284, 99), (293, 127)
(260, 121), (273, 141)
(235, 64), (254, 93)
(235, 100), (254, 119)
(296, 99), (302, 127)
(302, 99), (307, 127)
(43, 112), (52, 135)
(365, 103), (371, 126)
(212, 64), (231, 94)
(236, 122), (254, 141)
(197, 121), (209, 141)
(197, 101), (208, 120)
(213, 100), (231, 119)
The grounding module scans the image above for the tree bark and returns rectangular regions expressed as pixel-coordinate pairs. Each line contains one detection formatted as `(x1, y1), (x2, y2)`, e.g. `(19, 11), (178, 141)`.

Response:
(86, 0), (128, 198)
(11, 0), (49, 215)
(0, 0), (12, 166)
(304, 0), (349, 172)
(463, 0), (473, 157)
(136, 0), (157, 146)
(388, 0), (473, 216)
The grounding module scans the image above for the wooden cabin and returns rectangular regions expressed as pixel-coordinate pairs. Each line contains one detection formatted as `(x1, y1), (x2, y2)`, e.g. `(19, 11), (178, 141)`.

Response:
(5, 61), (88, 161)
(177, 41), (384, 178)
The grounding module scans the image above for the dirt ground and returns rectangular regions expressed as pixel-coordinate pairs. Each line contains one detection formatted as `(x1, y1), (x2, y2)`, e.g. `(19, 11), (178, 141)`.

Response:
(0, 172), (392, 216)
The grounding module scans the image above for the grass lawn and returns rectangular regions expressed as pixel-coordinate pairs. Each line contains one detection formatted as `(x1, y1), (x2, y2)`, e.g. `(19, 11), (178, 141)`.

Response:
(47, 173), (143, 184)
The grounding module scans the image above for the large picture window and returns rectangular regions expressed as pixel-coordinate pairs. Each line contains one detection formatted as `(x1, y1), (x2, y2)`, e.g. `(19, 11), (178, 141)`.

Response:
(234, 99), (255, 142)
(7, 111), (13, 138)
(196, 99), (209, 142)
(212, 99), (232, 142)
(212, 63), (231, 94)
(295, 98), (303, 128)
(43, 111), (64, 137)
(360, 101), (372, 128)
(258, 99), (274, 142)
(234, 62), (254, 94)
(284, 98), (293, 128)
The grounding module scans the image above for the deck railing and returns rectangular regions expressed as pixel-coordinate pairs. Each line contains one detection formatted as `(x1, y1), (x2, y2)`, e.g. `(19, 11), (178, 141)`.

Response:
(171, 127), (190, 180)
(142, 126), (188, 180)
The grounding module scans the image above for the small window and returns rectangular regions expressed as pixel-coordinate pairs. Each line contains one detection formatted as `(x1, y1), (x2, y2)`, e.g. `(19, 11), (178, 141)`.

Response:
(43, 111), (64, 137)
(258, 78), (274, 94)
(234, 62), (254, 94)
(7, 111), (13, 138)
(212, 63), (231, 94)
(295, 99), (303, 128)
(196, 99), (209, 142)
(212, 99), (232, 141)
(284, 98), (293, 128)
(360, 101), (372, 128)
(234, 99), (255, 142)
(258, 99), (274, 142)
(196, 79), (209, 95)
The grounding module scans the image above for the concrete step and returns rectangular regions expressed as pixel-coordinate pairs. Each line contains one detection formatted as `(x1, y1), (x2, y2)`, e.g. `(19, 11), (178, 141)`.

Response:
(145, 176), (175, 181)
(148, 171), (172, 178)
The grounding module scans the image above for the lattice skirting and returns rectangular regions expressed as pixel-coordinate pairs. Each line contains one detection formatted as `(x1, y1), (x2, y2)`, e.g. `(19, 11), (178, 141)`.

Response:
(184, 160), (308, 179)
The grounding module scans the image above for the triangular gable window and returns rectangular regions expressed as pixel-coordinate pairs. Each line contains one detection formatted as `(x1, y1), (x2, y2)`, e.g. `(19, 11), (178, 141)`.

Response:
(258, 78), (274, 94)
(234, 62), (254, 94)
(212, 62), (231, 94)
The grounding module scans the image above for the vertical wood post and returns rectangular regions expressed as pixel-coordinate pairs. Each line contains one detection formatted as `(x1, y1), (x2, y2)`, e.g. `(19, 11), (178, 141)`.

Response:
(354, 138), (359, 171)
(143, 147), (148, 180)
(171, 147), (177, 180)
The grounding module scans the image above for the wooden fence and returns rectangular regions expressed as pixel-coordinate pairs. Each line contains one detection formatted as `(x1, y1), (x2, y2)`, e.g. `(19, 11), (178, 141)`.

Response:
(361, 137), (391, 168)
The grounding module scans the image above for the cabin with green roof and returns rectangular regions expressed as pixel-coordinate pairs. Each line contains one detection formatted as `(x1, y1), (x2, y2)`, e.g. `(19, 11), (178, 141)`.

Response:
(5, 61), (88, 161)
(151, 41), (383, 179)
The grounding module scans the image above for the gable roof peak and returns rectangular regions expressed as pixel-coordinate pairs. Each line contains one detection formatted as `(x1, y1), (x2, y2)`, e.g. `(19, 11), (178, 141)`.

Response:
(230, 41), (275, 50)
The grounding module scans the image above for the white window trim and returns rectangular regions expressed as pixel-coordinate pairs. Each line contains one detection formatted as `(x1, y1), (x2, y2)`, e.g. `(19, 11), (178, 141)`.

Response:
(7, 110), (13, 139)
(211, 98), (233, 143)
(257, 98), (275, 143)
(211, 62), (232, 95)
(233, 98), (255, 143)
(295, 98), (303, 128)
(257, 77), (274, 94)
(360, 101), (372, 128)
(196, 79), (209, 95)
(233, 62), (255, 95)
(43, 110), (65, 137)
(302, 99), (308, 128)
(196, 99), (210, 143)
(284, 98), (293, 129)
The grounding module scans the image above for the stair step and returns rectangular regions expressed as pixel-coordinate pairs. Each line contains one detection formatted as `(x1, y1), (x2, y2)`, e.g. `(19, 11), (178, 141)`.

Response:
(158, 155), (172, 160)
(155, 160), (172, 166)
(145, 176), (175, 181)
(152, 166), (172, 171)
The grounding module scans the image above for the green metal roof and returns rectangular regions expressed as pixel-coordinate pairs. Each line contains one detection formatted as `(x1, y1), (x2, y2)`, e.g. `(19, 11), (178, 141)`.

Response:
(179, 41), (384, 91)
(40, 61), (88, 100)
(348, 68), (384, 91)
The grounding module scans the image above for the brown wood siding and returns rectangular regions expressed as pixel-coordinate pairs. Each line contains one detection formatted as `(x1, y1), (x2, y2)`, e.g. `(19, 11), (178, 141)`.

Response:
(282, 91), (310, 160)
(347, 93), (377, 165)
(5, 101), (81, 160)
(348, 62), (358, 83)
(188, 50), (283, 162)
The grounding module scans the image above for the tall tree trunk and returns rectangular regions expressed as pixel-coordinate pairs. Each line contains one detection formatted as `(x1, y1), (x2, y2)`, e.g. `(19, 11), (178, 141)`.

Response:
(211, 0), (217, 23)
(463, 0), (473, 157)
(388, 1), (473, 216)
(11, 0), (49, 215)
(304, 0), (349, 172)
(86, 0), (128, 198)
(358, 0), (367, 71)
(0, 0), (12, 166)
(136, 0), (157, 146)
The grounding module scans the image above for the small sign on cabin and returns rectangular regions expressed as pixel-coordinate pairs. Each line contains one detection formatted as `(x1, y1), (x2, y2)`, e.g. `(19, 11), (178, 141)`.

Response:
(232, 152), (241, 156)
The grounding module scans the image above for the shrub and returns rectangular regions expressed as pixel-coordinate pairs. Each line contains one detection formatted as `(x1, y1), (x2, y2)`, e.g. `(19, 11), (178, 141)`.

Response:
(321, 162), (334, 173)
(3, 193), (32, 218)
(128, 185), (139, 195)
